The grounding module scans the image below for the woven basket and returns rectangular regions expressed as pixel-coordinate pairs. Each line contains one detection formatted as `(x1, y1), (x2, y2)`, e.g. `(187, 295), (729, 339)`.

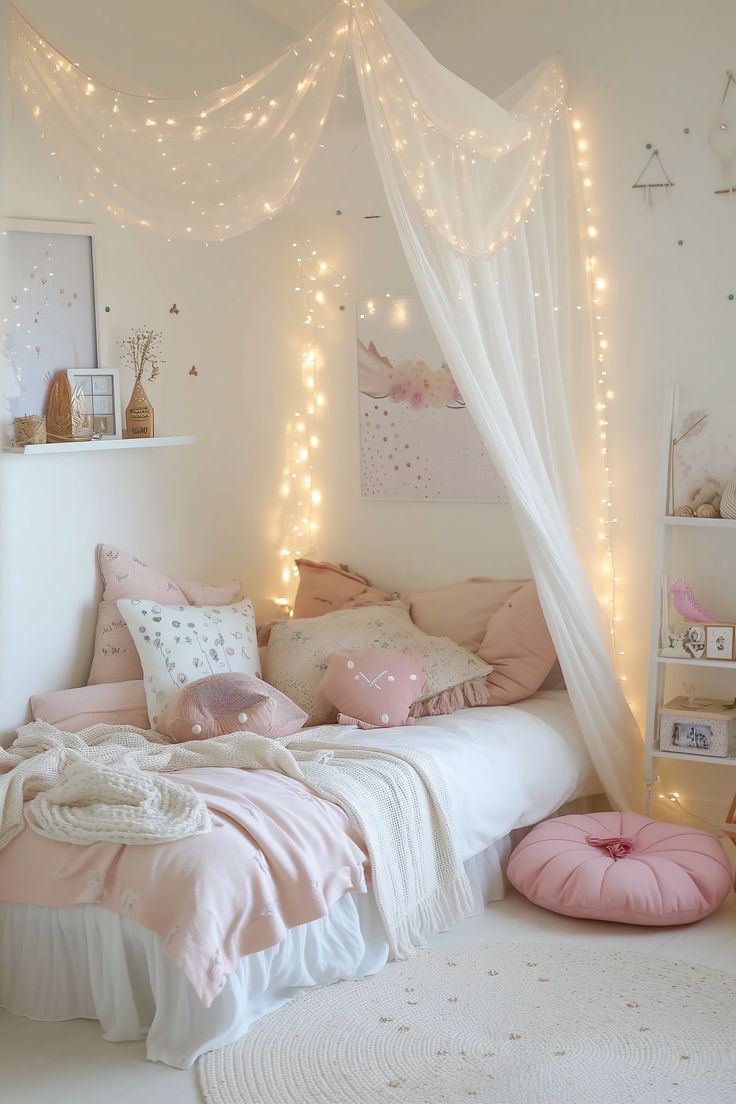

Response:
(13, 415), (47, 446)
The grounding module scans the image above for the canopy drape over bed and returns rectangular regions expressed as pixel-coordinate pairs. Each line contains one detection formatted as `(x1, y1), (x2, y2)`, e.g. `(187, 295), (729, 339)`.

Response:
(8, 0), (643, 808)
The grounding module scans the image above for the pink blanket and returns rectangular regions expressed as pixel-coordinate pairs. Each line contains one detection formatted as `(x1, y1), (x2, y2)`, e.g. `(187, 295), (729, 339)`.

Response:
(0, 767), (368, 1005)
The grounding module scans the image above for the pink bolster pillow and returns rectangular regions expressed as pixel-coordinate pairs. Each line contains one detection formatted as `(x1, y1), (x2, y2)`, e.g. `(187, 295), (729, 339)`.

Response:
(30, 680), (149, 732)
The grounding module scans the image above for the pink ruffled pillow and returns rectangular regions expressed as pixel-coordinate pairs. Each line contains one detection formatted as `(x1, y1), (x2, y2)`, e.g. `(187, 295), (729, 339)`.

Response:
(156, 673), (307, 742)
(507, 812), (733, 926)
(317, 649), (426, 729)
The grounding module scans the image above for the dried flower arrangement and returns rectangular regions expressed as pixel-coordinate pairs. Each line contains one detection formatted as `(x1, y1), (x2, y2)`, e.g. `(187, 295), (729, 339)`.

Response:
(120, 327), (164, 385)
(120, 328), (164, 439)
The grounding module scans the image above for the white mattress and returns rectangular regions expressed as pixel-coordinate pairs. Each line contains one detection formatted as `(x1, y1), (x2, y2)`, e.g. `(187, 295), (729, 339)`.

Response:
(352, 691), (599, 862)
(0, 691), (599, 1068)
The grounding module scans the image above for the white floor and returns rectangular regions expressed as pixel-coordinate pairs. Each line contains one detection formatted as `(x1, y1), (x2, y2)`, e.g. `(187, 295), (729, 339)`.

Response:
(2, 888), (735, 1104)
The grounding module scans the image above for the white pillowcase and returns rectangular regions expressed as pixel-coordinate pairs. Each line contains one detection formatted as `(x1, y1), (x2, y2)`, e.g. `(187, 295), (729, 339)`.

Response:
(262, 604), (492, 726)
(117, 599), (259, 728)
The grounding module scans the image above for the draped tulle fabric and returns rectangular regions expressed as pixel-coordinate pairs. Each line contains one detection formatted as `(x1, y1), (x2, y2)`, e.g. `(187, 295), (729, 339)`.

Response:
(10, 4), (352, 239)
(8, 0), (643, 808)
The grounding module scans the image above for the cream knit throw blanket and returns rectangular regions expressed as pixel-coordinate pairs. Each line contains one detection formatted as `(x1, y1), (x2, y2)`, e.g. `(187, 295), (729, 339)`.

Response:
(0, 721), (472, 959)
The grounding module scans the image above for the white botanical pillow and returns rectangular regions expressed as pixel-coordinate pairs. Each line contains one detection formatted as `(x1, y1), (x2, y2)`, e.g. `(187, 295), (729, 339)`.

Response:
(262, 604), (492, 726)
(117, 598), (259, 728)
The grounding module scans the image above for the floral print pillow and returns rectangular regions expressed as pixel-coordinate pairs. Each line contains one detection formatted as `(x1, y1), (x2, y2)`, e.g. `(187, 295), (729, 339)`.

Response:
(263, 605), (492, 726)
(117, 599), (259, 729)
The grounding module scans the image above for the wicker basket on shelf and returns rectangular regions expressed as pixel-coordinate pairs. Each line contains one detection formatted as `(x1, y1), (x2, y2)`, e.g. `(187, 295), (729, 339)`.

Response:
(12, 415), (46, 446)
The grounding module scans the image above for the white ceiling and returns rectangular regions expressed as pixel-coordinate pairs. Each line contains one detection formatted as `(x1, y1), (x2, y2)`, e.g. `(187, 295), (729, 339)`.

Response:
(246, 0), (434, 35)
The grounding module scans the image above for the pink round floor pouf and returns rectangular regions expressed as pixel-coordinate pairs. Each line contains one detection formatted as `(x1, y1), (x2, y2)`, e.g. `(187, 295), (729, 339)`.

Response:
(507, 811), (733, 926)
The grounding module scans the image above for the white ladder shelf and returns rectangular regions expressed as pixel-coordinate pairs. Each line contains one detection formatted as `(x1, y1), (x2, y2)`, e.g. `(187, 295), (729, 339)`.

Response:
(644, 387), (736, 814)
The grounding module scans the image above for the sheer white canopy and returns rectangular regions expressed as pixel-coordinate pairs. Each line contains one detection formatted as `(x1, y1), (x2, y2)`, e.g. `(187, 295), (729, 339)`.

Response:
(9, 0), (643, 808)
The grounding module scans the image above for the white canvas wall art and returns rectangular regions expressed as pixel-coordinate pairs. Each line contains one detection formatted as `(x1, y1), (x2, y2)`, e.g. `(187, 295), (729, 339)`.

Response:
(1, 220), (98, 443)
(356, 297), (506, 502)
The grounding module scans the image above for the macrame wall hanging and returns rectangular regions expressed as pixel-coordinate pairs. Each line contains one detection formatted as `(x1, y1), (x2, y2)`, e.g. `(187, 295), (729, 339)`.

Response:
(631, 146), (674, 204)
(710, 70), (736, 196)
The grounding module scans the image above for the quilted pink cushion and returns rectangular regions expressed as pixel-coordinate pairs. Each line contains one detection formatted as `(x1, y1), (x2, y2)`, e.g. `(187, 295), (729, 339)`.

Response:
(507, 812), (732, 926)
(318, 649), (426, 729)
(156, 673), (307, 742)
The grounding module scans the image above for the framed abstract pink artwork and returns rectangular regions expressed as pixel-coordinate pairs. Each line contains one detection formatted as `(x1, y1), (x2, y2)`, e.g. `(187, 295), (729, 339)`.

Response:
(356, 297), (506, 502)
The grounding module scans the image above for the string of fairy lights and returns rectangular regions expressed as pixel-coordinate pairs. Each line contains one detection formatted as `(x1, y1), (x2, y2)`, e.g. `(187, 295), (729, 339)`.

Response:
(273, 230), (348, 617)
(569, 112), (627, 691)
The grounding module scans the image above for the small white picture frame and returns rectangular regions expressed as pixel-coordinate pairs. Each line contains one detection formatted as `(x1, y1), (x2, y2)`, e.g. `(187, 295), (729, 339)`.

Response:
(704, 623), (736, 662)
(65, 367), (122, 440)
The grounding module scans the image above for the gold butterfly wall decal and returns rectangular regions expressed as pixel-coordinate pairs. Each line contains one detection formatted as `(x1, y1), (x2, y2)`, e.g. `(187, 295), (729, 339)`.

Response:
(189, 365), (198, 377)
(169, 302), (180, 314)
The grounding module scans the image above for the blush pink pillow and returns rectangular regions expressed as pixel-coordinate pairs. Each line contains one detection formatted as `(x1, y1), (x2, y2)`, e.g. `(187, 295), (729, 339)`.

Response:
(317, 649), (426, 729)
(30, 680), (148, 732)
(293, 558), (397, 619)
(156, 673), (307, 742)
(476, 580), (557, 705)
(87, 545), (241, 686)
(507, 812), (733, 926)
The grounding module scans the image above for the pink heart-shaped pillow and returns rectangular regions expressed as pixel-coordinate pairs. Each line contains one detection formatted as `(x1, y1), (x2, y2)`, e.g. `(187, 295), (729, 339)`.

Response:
(318, 649), (426, 729)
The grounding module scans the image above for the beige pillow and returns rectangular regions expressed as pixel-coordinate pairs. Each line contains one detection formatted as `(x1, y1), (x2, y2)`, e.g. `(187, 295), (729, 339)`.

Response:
(262, 604), (492, 726)
(401, 578), (528, 653)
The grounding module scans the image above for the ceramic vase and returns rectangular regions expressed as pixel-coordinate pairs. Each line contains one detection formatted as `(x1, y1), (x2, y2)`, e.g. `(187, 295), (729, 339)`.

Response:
(720, 480), (736, 520)
(125, 378), (154, 439)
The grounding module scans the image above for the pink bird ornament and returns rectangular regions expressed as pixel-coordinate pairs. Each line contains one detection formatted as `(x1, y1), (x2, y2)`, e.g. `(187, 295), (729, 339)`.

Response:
(670, 579), (721, 623)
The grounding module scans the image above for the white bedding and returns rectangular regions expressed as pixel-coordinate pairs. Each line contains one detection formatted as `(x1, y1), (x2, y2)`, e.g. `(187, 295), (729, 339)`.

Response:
(353, 692), (599, 861)
(0, 692), (599, 1068)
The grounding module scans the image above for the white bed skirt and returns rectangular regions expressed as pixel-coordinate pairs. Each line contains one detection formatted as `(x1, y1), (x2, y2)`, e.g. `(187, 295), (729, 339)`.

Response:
(0, 840), (512, 1068)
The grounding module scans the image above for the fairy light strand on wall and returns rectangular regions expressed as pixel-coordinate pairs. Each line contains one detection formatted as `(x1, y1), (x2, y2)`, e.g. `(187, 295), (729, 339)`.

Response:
(273, 230), (348, 616)
(570, 111), (627, 691)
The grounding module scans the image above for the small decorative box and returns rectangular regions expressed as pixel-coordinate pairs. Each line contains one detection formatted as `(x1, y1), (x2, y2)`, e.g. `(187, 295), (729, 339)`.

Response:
(658, 697), (736, 758)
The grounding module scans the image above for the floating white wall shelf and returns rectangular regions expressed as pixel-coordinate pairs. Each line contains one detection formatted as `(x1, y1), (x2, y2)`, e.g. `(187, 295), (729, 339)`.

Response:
(660, 515), (736, 530)
(3, 435), (195, 455)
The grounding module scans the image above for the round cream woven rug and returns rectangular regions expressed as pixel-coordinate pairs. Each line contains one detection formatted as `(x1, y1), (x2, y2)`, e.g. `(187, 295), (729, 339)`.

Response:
(199, 942), (736, 1104)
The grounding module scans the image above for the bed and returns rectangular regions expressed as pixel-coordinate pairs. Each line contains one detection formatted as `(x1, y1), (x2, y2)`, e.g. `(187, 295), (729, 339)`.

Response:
(0, 691), (599, 1068)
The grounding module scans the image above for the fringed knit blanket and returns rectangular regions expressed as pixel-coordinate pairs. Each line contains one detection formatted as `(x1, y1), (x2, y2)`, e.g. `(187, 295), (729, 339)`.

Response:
(0, 721), (472, 959)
